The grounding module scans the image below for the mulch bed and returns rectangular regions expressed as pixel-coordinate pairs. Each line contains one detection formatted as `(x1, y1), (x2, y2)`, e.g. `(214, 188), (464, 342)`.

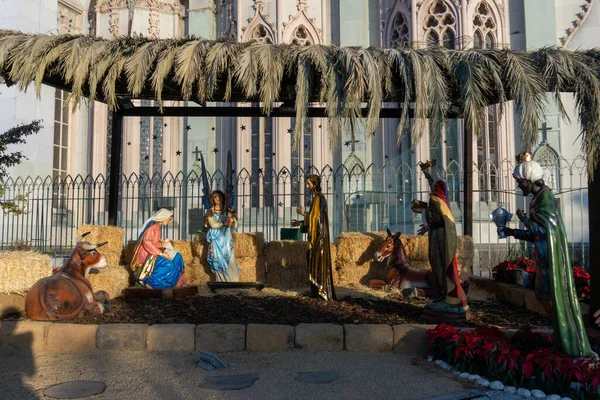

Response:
(10, 293), (553, 328)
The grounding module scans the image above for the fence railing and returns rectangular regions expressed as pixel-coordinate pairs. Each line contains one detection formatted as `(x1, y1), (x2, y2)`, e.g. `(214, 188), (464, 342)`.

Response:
(0, 157), (589, 274)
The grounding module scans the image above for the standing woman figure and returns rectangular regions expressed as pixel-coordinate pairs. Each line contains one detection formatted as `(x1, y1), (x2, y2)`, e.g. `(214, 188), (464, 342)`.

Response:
(133, 208), (185, 289)
(292, 174), (336, 301)
(205, 190), (240, 282)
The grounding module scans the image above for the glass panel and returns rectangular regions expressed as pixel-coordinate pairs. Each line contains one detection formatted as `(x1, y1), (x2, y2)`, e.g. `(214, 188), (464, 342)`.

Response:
(427, 31), (439, 48)
(473, 31), (483, 49)
(54, 98), (61, 122)
(485, 32), (495, 49)
(62, 124), (68, 146)
(61, 148), (67, 171)
(53, 146), (60, 170)
(62, 104), (69, 124)
(54, 122), (61, 145)
(443, 29), (455, 49)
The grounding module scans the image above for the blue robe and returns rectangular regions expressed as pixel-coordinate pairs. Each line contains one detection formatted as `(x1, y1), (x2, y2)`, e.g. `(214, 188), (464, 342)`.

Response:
(206, 209), (240, 282)
(136, 220), (185, 289)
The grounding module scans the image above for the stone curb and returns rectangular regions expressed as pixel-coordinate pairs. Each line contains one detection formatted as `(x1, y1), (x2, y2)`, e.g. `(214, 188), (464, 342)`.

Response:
(0, 321), (438, 354)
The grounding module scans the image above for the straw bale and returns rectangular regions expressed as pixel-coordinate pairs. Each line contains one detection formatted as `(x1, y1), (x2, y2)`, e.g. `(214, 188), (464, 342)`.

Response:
(87, 265), (130, 299)
(265, 241), (309, 267)
(336, 232), (387, 266)
(184, 257), (211, 286)
(265, 241), (336, 288)
(456, 236), (475, 265)
(171, 240), (193, 266)
(0, 251), (51, 295)
(237, 256), (266, 283)
(404, 235), (429, 261)
(77, 225), (125, 268)
(123, 240), (137, 266)
(191, 234), (208, 259)
(232, 232), (265, 258)
(410, 260), (431, 271)
(266, 263), (308, 288)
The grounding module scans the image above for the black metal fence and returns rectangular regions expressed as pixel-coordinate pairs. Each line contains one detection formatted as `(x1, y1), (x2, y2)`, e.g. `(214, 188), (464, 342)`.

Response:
(0, 158), (589, 273)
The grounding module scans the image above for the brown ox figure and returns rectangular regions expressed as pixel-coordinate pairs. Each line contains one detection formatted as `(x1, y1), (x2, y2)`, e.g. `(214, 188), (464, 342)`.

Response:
(372, 229), (469, 298)
(25, 233), (110, 321)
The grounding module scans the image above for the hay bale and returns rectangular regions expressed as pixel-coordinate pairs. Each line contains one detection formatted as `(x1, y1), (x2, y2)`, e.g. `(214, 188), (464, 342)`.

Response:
(265, 241), (337, 288)
(410, 260), (431, 271)
(0, 251), (51, 294)
(171, 240), (193, 266)
(123, 240), (137, 266)
(336, 232), (387, 266)
(185, 257), (211, 286)
(88, 265), (130, 299)
(77, 225), (125, 268)
(456, 236), (474, 271)
(404, 235), (429, 261)
(232, 232), (265, 258)
(237, 256), (266, 282)
(191, 234), (208, 258)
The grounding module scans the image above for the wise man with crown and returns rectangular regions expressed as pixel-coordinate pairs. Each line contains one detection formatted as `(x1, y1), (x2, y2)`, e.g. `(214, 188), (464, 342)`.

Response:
(501, 152), (595, 358)
(411, 160), (468, 316)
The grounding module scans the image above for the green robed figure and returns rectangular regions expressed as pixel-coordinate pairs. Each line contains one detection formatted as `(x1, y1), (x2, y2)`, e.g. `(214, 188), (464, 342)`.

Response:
(502, 152), (594, 358)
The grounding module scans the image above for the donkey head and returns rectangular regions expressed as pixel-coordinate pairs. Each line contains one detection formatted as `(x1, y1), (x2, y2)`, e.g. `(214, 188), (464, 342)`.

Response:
(374, 228), (402, 263)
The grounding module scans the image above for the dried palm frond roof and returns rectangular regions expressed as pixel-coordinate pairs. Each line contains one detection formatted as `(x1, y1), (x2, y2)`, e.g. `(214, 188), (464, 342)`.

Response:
(2, 29), (600, 176)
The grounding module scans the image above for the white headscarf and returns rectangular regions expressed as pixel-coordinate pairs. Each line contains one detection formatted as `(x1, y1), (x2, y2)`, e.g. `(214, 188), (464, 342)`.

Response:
(422, 164), (446, 186)
(513, 161), (544, 182)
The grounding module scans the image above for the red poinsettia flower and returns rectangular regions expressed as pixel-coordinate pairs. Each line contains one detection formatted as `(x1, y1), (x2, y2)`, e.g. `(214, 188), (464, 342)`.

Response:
(573, 266), (590, 280)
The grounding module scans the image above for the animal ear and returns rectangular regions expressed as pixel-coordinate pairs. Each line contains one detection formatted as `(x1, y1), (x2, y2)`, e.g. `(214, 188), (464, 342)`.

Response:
(78, 248), (88, 259)
(386, 228), (392, 237)
(393, 232), (400, 239)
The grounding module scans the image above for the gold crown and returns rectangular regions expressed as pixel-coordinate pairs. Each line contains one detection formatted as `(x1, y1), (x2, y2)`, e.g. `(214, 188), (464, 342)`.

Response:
(516, 152), (533, 163)
(418, 160), (436, 170)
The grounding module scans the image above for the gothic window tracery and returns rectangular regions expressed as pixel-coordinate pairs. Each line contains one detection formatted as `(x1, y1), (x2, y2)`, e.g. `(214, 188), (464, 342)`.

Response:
(291, 25), (313, 46)
(472, 1), (496, 49)
(535, 145), (561, 191)
(423, 1), (457, 49)
(390, 12), (409, 47)
(251, 24), (273, 43)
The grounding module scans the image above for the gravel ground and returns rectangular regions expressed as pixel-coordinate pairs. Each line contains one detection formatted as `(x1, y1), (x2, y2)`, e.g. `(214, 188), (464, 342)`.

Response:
(0, 345), (478, 400)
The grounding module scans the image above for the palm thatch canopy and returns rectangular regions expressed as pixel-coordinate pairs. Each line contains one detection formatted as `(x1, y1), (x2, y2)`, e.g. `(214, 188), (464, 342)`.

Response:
(2, 29), (600, 175)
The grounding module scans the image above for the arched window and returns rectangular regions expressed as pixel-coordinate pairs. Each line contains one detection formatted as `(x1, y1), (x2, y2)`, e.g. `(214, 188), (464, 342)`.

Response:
(251, 24), (273, 43)
(390, 12), (410, 47)
(472, 2), (497, 49)
(535, 145), (561, 191)
(424, 1), (457, 49)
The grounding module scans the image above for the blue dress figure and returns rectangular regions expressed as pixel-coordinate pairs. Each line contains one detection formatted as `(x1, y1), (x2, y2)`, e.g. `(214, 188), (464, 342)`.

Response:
(205, 190), (240, 282)
(132, 208), (185, 289)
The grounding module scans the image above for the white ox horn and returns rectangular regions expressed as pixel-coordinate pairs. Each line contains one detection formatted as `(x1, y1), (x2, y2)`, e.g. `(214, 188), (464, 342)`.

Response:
(75, 232), (92, 243)
(81, 241), (108, 251)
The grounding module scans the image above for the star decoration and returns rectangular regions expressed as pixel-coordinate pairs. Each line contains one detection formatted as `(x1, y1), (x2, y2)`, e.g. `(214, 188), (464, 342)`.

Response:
(127, 142), (131, 146)
(185, 125), (191, 130)
(162, 159), (166, 163)
(164, 123), (168, 127)
(278, 202), (284, 207)
(213, 147), (219, 153)
(385, 155), (388, 159)
(282, 170), (287, 175)
(443, 140), (447, 144)
(241, 125), (246, 131)
(355, 194), (361, 199)
(287, 128), (293, 134)
(176, 150), (182, 156)
(211, 127), (215, 131)
(144, 155), (149, 161)
(258, 168), (263, 173)
(245, 149), (250, 153)
(272, 152), (276, 156)
(387, 184), (392, 189)
(139, 120), (143, 125)
(152, 134), (158, 140)
(318, 124), (322, 128)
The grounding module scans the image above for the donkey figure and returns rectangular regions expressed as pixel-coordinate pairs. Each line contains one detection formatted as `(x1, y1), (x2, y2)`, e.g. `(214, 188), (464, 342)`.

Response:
(372, 228), (469, 299)
(25, 233), (110, 321)
(371, 228), (440, 298)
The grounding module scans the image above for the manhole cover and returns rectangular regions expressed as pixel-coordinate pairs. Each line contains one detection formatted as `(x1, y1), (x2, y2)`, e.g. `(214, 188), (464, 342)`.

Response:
(44, 381), (106, 399)
(200, 373), (259, 390)
(295, 371), (340, 384)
